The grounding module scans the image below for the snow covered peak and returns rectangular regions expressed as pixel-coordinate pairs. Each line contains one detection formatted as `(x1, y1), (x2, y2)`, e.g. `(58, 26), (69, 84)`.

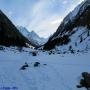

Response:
(30, 30), (35, 34)
(17, 26), (29, 37)
(64, 0), (90, 22)
(29, 30), (40, 39)
(51, 0), (90, 39)
(17, 26), (47, 47)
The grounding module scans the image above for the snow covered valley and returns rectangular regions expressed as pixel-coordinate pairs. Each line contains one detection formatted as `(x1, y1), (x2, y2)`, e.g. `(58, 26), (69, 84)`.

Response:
(0, 47), (90, 90)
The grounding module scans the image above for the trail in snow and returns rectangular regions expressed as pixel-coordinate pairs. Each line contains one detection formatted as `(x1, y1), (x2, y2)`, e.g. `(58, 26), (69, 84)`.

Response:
(19, 70), (38, 90)
(48, 64), (73, 90)
(0, 49), (90, 90)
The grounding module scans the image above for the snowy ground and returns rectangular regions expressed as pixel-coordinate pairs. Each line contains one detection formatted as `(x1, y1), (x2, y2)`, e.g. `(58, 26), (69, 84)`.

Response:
(0, 47), (90, 90)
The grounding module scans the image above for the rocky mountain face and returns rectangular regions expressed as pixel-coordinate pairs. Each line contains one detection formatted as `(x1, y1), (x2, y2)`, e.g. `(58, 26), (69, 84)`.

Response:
(17, 26), (47, 47)
(0, 10), (34, 47)
(43, 0), (90, 52)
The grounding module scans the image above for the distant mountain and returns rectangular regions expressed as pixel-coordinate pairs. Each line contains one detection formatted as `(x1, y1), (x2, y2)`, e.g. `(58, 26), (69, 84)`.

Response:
(44, 0), (90, 52)
(17, 26), (47, 47)
(0, 10), (33, 47)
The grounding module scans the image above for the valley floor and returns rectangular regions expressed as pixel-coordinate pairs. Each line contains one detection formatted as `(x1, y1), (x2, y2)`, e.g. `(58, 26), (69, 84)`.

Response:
(0, 47), (90, 90)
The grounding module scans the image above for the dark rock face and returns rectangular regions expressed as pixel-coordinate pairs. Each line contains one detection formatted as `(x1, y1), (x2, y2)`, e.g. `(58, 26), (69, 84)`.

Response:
(77, 72), (90, 90)
(34, 62), (40, 67)
(20, 62), (29, 70)
(0, 10), (31, 47)
(43, 0), (90, 50)
(44, 35), (70, 50)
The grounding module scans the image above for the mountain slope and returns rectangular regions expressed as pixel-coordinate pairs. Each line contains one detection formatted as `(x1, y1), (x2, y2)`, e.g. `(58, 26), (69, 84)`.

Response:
(0, 10), (33, 47)
(17, 26), (47, 47)
(44, 0), (90, 51)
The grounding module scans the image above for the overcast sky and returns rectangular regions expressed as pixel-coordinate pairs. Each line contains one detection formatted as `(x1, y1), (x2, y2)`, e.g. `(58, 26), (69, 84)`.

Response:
(0, 0), (84, 38)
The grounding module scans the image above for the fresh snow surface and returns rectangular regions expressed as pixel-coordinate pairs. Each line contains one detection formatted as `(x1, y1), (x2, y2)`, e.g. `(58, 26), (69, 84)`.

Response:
(0, 47), (90, 90)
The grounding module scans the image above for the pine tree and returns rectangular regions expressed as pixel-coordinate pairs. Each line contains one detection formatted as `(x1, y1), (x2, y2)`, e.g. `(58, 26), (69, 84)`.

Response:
(80, 36), (83, 43)
(75, 42), (77, 47)
(87, 30), (90, 37)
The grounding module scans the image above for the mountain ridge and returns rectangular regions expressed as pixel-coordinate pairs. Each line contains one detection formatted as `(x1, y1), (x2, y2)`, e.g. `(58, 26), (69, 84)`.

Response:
(0, 10), (33, 47)
(17, 26), (47, 47)
(43, 0), (90, 51)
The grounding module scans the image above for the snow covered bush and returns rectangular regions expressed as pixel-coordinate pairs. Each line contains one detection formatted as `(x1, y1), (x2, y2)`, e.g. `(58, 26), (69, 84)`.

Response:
(0, 46), (4, 50)
(77, 72), (90, 90)
(32, 51), (38, 56)
(20, 62), (29, 70)
(34, 62), (40, 67)
(17, 47), (23, 52)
